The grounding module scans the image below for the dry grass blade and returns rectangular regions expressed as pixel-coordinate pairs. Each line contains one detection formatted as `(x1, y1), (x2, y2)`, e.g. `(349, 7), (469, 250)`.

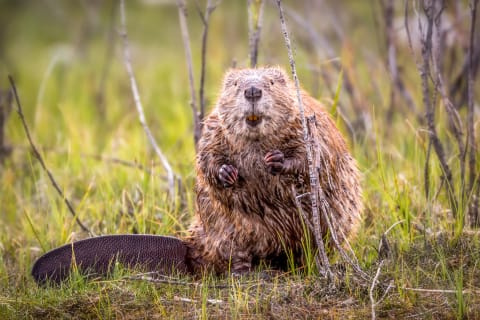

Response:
(8, 75), (93, 236)
(119, 0), (176, 199)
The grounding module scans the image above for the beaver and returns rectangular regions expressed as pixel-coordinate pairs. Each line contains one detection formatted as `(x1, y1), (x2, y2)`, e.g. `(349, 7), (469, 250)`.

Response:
(31, 66), (362, 284)
(184, 66), (362, 274)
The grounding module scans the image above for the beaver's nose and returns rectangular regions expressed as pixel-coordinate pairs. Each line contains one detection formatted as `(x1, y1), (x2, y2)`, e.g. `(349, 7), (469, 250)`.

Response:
(244, 86), (262, 102)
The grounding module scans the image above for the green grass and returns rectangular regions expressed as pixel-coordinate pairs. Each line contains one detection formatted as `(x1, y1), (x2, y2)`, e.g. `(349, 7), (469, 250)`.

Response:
(1, 1), (479, 319)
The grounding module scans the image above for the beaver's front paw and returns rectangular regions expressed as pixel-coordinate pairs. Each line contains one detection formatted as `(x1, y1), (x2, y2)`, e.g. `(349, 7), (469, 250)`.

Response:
(218, 164), (238, 188)
(264, 150), (285, 176)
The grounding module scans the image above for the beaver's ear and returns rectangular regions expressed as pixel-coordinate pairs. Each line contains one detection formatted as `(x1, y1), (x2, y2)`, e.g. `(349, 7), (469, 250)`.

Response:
(223, 69), (239, 88)
(269, 66), (288, 85)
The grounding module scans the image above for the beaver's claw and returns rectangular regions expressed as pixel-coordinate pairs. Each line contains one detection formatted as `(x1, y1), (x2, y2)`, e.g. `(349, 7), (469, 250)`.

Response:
(219, 164), (238, 188)
(264, 150), (285, 176)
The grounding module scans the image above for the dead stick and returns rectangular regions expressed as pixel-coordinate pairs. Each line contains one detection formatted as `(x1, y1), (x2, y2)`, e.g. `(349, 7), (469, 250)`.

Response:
(308, 117), (368, 280)
(119, 0), (176, 199)
(369, 260), (385, 320)
(291, 186), (315, 232)
(196, 0), (219, 125)
(177, 0), (201, 150)
(275, 0), (332, 279)
(248, 0), (264, 68)
(400, 286), (480, 295)
(430, 5), (465, 189)
(417, 1), (457, 216)
(467, 0), (479, 227)
(8, 75), (92, 236)
(383, 0), (421, 122)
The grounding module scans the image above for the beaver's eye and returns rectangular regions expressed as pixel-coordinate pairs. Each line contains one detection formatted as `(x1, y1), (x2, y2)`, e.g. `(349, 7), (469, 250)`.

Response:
(270, 80), (274, 85)
(234, 81), (238, 86)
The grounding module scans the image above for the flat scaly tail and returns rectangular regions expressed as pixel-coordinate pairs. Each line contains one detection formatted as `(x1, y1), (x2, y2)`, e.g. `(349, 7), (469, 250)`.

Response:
(32, 235), (191, 285)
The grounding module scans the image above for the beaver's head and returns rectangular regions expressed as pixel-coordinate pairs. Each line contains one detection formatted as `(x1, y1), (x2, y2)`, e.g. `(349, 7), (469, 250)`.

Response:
(216, 67), (297, 140)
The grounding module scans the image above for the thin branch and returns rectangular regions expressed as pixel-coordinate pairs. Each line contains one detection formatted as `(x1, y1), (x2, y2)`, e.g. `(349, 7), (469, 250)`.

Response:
(291, 186), (315, 232)
(196, 0), (219, 126)
(378, 220), (405, 260)
(449, 2), (480, 109)
(384, 219), (406, 236)
(119, 0), (176, 199)
(275, 0), (332, 279)
(277, 0), (369, 282)
(177, 0), (201, 150)
(414, 0), (458, 217)
(404, 0), (417, 66)
(0, 88), (13, 162)
(248, 0), (265, 68)
(382, 0), (421, 123)
(371, 219), (407, 319)
(430, 4), (466, 190)
(307, 117), (369, 281)
(424, 126), (432, 199)
(8, 75), (92, 235)
(283, 4), (368, 136)
(467, 0), (479, 227)
(369, 260), (385, 320)
(401, 286), (480, 295)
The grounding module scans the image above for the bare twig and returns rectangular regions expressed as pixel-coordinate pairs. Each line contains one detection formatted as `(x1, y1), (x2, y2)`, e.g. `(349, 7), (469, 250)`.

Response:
(401, 286), (480, 295)
(291, 186), (315, 232)
(284, 4), (369, 138)
(177, 0), (201, 150)
(378, 219), (405, 260)
(248, 0), (265, 68)
(275, 0), (332, 279)
(125, 272), (230, 289)
(370, 219), (406, 319)
(424, 139), (432, 198)
(196, 0), (219, 125)
(430, 5), (466, 190)
(404, 0), (417, 65)
(449, 1), (480, 109)
(369, 260), (385, 320)
(8, 75), (92, 235)
(307, 117), (369, 280)
(382, 0), (421, 123)
(119, 0), (176, 199)
(384, 219), (406, 235)
(0, 88), (13, 162)
(174, 296), (223, 305)
(467, 0), (479, 227)
(277, 0), (370, 281)
(410, 0), (458, 217)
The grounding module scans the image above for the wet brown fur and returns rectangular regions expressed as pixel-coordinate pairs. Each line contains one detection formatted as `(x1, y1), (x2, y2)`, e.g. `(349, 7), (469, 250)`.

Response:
(185, 67), (362, 274)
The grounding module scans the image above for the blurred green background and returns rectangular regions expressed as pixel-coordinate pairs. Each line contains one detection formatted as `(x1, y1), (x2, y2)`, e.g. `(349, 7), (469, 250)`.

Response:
(0, 1), (479, 318)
